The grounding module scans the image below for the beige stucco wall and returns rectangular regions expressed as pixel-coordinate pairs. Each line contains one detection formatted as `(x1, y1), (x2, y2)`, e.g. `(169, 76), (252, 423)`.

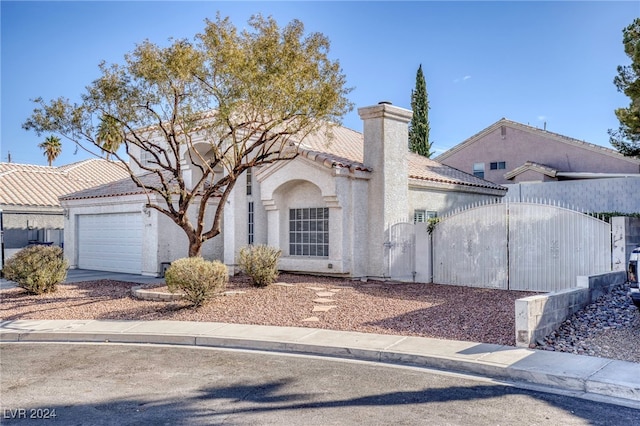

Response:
(257, 157), (357, 275)
(62, 194), (222, 276)
(1, 206), (63, 249)
(510, 169), (555, 183)
(409, 184), (504, 217)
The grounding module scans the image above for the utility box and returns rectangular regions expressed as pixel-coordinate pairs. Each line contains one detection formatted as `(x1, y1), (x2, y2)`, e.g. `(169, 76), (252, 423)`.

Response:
(160, 262), (171, 278)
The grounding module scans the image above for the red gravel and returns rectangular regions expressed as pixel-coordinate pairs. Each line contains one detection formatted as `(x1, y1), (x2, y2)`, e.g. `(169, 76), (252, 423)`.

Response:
(0, 274), (537, 346)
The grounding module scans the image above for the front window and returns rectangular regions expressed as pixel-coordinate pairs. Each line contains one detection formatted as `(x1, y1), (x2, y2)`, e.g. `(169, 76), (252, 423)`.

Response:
(289, 207), (329, 257)
(140, 145), (163, 168)
(415, 210), (437, 223)
(490, 161), (506, 170)
(248, 202), (254, 245)
(246, 167), (253, 195)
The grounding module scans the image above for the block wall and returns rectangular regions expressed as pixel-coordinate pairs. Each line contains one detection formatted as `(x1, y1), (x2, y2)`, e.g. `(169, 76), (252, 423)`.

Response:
(515, 271), (626, 347)
(505, 177), (640, 213)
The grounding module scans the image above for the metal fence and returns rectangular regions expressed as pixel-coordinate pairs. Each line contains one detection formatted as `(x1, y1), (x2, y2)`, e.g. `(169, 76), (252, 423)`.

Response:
(387, 200), (612, 292)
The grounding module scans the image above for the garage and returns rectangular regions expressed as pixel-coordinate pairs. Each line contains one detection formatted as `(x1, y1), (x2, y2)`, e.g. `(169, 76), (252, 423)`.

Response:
(77, 213), (143, 274)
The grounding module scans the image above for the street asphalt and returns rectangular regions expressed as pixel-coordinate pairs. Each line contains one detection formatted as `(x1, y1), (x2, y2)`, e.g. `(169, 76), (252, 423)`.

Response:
(1, 270), (639, 409)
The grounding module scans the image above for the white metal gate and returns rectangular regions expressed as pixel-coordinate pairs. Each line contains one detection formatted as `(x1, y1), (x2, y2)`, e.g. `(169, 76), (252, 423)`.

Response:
(432, 203), (508, 289)
(432, 201), (611, 292)
(386, 222), (416, 281)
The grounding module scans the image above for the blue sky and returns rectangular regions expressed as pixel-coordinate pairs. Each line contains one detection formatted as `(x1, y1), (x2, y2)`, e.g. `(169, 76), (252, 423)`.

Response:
(1, 1), (638, 166)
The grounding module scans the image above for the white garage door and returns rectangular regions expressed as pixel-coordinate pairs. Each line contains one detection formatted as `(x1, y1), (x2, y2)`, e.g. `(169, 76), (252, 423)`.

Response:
(78, 213), (142, 274)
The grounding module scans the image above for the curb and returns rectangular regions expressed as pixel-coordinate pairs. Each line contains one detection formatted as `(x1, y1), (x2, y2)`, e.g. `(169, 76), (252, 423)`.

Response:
(131, 284), (183, 302)
(1, 320), (639, 409)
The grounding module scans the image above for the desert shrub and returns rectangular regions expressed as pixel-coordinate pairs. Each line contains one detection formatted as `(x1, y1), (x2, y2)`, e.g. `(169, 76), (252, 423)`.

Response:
(2, 245), (68, 294)
(238, 245), (281, 287)
(165, 257), (228, 307)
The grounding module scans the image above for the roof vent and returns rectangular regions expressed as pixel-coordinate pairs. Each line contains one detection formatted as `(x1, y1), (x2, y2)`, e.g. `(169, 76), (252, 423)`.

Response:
(378, 101), (392, 105)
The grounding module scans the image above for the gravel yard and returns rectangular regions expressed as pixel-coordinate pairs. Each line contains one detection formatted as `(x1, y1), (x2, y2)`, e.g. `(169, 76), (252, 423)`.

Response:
(1, 274), (638, 363)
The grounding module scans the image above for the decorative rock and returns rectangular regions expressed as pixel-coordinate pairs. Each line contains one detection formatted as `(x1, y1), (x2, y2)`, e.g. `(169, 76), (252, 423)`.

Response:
(534, 284), (639, 360)
(312, 305), (337, 312)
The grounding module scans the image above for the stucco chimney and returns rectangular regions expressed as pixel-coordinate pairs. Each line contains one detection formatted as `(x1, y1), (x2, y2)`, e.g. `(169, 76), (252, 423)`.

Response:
(358, 102), (412, 278)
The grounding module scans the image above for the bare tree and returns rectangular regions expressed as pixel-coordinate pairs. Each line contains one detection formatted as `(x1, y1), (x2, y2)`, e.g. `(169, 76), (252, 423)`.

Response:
(23, 14), (353, 256)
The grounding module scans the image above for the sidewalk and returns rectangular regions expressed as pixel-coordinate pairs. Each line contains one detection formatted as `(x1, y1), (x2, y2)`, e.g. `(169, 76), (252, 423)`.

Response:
(1, 318), (639, 409)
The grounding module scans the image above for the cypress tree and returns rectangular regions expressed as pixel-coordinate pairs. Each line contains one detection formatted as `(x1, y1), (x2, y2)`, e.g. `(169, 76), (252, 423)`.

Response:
(409, 64), (432, 157)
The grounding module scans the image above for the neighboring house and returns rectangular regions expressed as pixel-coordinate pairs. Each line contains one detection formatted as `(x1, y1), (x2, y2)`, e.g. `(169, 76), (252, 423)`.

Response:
(435, 118), (640, 185)
(435, 118), (640, 213)
(60, 103), (506, 278)
(0, 159), (130, 263)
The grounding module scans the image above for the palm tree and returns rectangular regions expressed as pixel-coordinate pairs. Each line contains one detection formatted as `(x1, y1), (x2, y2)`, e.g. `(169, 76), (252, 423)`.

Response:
(38, 135), (62, 166)
(96, 115), (122, 160)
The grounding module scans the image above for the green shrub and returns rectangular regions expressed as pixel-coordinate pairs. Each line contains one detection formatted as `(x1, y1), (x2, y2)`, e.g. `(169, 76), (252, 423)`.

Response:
(2, 245), (68, 294)
(238, 245), (281, 287)
(165, 257), (228, 307)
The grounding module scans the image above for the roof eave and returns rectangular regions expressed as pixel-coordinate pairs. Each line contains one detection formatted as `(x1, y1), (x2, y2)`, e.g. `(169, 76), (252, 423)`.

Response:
(409, 177), (507, 195)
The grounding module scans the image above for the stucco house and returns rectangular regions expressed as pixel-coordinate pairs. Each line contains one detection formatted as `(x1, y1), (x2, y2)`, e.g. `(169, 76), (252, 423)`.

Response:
(0, 159), (129, 266)
(435, 118), (640, 185)
(60, 103), (506, 278)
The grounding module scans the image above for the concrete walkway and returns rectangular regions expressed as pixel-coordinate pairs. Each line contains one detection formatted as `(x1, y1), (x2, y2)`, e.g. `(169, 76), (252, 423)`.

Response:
(0, 268), (164, 289)
(1, 270), (639, 408)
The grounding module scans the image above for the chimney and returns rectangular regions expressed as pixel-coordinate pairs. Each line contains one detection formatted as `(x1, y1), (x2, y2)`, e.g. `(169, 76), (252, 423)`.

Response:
(358, 101), (412, 278)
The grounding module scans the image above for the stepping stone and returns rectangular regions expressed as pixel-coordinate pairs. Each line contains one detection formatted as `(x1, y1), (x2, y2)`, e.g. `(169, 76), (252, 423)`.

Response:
(316, 292), (335, 297)
(328, 288), (342, 292)
(312, 305), (337, 312)
(313, 298), (335, 303)
(302, 317), (320, 322)
(306, 287), (326, 291)
(273, 282), (295, 287)
(223, 290), (246, 296)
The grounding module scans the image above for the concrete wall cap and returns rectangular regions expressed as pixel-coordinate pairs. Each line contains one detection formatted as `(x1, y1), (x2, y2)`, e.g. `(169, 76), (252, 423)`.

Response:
(357, 103), (412, 122)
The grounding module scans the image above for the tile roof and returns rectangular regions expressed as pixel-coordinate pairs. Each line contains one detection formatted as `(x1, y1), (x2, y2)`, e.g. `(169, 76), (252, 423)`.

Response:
(407, 153), (505, 191)
(0, 159), (130, 207)
(59, 171), (176, 201)
(60, 122), (506, 201)
(295, 125), (369, 171)
(298, 124), (504, 191)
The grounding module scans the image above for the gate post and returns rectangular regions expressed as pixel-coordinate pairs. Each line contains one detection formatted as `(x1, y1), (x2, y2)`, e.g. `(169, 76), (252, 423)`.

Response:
(414, 223), (432, 283)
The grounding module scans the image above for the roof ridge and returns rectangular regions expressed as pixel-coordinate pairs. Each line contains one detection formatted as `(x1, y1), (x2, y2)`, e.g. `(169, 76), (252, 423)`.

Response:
(0, 162), (57, 169)
(500, 119), (627, 157)
(57, 158), (104, 171)
(0, 165), (68, 176)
